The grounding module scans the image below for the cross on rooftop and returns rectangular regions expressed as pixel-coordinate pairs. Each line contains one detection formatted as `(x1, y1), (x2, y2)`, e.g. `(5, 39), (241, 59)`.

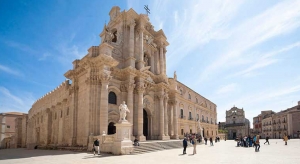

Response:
(144, 5), (150, 15)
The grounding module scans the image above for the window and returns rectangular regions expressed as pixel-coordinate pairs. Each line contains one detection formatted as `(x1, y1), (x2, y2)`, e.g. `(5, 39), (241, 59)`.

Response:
(108, 92), (117, 104)
(188, 94), (191, 100)
(206, 117), (208, 123)
(180, 109), (184, 118)
(180, 89), (183, 95)
(196, 98), (198, 103)
(197, 114), (199, 121)
(6, 125), (10, 128)
(112, 31), (117, 43)
(189, 112), (192, 120)
(202, 115), (204, 121)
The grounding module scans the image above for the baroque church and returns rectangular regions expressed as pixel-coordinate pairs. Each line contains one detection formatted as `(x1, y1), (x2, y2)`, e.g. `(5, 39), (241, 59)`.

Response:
(26, 6), (218, 147)
(225, 107), (250, 139)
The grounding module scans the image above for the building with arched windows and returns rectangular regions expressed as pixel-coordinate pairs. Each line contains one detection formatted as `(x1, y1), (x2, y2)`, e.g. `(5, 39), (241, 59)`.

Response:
(25, 6), (217, 148)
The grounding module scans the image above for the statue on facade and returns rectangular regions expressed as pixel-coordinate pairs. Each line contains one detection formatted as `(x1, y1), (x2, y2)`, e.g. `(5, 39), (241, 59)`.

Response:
(174, 71), (177, 80)
(102, 27), (114, 43)
(119, 101), (130, 121)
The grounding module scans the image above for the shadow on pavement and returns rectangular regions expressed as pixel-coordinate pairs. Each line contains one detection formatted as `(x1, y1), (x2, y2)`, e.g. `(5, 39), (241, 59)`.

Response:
(0, 148), (114, 160)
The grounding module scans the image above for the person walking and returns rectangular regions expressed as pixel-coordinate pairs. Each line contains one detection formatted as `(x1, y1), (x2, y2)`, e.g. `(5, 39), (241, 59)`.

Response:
(183, 137), (188, 154)
(264, 136), (270, 145)
(192, 138), (197, 155)
(255, 135), (260, 152)
(204, 137), (208, 145)
(283, 134), (288, 145)
(209, 137), (214, 146)
(93, 139), (100, 155)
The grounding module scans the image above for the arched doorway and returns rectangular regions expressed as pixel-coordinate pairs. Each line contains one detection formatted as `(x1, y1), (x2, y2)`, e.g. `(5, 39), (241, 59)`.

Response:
(143, 109), (148, 138)
(108, 122), (116, 135)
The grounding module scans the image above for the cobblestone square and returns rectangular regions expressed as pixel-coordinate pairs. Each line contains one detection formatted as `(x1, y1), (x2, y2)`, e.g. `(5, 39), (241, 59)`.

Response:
(1, 139), (299, 164)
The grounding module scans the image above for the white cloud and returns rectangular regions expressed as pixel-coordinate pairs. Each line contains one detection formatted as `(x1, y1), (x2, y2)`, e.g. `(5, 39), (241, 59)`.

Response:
(0, 64), (21, 76)
(197, 0), (300, 82)
(38, 52), (52, 61)
(0, 87), (35, 113)
(216, 83), (238, 95)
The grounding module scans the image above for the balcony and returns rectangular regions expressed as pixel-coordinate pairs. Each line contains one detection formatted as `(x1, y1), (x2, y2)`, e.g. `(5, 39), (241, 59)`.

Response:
(180, 115), (186, 119)
(201, 119), (205, 122)
(188, 117), (193, 121)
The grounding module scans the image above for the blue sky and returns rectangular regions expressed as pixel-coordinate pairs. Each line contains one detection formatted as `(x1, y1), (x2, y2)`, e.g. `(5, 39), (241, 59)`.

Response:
(1, 0), (300, 125)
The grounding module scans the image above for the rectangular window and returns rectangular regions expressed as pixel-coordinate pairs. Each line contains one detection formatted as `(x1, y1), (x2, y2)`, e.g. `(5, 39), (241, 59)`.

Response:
(7, 125), (10, 128)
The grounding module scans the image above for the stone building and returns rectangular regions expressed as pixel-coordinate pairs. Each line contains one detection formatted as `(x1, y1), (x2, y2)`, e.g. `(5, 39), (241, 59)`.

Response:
(259, 101), (300, 139)
(26, 6), (217, 148)
(0, 112), (27, 149)
(225, 107), (250, 139)
(253, 110), (274, 137)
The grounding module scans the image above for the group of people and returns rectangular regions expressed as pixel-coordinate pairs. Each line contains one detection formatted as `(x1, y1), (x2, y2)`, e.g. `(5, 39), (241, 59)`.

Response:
(182, 134), (221, 155)
(235, 133), (290, 152)
(236, 135), (261, 152)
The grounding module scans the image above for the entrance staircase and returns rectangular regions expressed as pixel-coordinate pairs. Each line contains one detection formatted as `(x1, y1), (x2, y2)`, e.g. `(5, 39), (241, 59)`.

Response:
(131, 140), (194, 155)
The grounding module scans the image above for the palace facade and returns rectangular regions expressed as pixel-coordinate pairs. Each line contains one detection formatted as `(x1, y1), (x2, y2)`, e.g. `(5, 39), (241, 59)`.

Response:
(26, 6), (218, 148)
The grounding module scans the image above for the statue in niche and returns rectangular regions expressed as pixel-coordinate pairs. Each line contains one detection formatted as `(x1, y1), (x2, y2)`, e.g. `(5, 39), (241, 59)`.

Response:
(144, 55), (149, 66)
(174, 71), (177, 80)
(116, 31), (123, 45)
(103, 27), (114, 43)
(119, 101), (130, 122)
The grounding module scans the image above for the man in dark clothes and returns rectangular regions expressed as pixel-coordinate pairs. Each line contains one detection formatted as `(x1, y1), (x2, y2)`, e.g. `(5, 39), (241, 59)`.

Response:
(183, 137), (188, 154)
(264, 136), (270, 145)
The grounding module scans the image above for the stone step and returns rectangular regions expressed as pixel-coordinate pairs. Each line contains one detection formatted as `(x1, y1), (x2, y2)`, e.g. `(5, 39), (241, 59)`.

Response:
(131, 140), (199, 155)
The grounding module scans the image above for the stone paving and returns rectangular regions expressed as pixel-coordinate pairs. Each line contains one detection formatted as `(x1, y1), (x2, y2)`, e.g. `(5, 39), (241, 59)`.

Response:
(0, 139), (299, 164)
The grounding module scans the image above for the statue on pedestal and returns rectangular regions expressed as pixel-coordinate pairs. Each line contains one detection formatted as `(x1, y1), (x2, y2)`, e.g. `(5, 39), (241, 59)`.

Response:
(119, 101), (130, 121)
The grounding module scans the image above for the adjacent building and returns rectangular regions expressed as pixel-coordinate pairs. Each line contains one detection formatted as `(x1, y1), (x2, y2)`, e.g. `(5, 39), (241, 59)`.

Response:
(25, 6), (218, 148)
(259, 101), (300, 139)
(225, 106), (250, 139)
(0, 112), (27, 149)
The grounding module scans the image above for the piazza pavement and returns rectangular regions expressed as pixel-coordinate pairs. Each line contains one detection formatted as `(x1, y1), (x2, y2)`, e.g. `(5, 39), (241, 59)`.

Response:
(0, 139), (299, 164)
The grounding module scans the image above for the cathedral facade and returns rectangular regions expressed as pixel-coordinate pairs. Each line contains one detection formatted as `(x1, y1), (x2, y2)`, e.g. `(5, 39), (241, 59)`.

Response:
(26, 7), (218, 147)
(225, 107), (250, 139)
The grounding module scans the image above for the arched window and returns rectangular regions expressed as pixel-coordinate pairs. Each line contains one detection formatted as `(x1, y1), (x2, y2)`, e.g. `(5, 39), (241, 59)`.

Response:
(180, 109), (184, 118)
(189, 112), (192, 120)
(188, 94), (191, 100)
(180, 89), (183, 95)
(112, 31), (117, 43)
(108, 92), (117, 104)
(202, 115), (204, 122)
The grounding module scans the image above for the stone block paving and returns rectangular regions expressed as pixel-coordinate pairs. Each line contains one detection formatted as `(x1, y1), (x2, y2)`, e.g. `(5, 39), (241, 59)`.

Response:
(0, 139), (299, 164)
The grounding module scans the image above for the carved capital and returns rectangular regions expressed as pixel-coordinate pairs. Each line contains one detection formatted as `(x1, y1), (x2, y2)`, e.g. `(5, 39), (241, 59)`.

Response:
(100, 71), (112, 83)
(136, 83), (145, 93)
(129, 19), (136, 27)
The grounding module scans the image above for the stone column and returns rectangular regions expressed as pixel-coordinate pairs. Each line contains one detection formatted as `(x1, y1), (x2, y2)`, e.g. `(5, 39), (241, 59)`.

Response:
(99, 75), (110, 135)
(150, 55), (155, 72)
(170, 104), (174, 136)
(136, 82), (146, 141)
(158, 95), (164, 138)
(173, 101), (179, 139)
(137, 28), (144, 70)
(164, 96), (169, 136)
(127, 20), (136, 67)
(163, 49), (167, 75)
(126, 82), (135, 135)
(159, 46), (164, 74)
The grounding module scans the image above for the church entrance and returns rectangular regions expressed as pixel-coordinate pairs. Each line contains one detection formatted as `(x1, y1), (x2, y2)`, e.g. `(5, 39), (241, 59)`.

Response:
(108, 122), (116, 135)
(143, 109), (148, 138)
(233, 132), (236, 139)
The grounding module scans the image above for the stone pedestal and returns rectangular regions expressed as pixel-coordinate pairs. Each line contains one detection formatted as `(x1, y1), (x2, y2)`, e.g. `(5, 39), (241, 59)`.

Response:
(158, 135), (170, 140)
(112, 121), (133, 155)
